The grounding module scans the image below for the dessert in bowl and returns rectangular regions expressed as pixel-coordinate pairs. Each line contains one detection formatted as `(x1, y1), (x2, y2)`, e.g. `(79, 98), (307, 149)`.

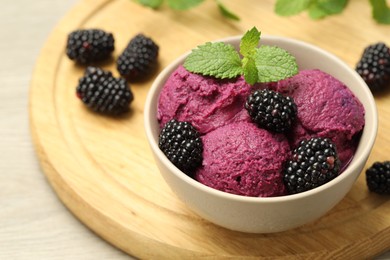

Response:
(144, 34), (377, 233)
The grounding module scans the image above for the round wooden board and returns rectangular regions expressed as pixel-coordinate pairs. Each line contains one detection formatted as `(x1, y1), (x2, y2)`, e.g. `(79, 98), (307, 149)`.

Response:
(29, 0), (390, 258)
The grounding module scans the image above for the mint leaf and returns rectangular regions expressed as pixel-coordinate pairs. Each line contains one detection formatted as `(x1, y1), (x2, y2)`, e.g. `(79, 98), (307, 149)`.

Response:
(216, 0), (240, 20)
(240, 27), (261, 84)
(308, 5), (328, 20)
(254, 45), (299, 83)
(167, 0), (204, 10)
(184, 42), (243, 79)
(370, 0), (390, 24)
(242, 57), (258, 85)
(137, 0), (163, 9)
(240, 27), (261, 57)
(275, 0), (312, 16)
(308, 0), (348, 19)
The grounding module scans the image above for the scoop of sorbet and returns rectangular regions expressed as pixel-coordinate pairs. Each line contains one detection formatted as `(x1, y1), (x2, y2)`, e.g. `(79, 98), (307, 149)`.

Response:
(157, 65), (252, 134)
(195, 122), (291, 197)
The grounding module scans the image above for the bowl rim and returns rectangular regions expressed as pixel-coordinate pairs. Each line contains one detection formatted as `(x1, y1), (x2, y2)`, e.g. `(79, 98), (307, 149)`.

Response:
(144, 34), (378, 204)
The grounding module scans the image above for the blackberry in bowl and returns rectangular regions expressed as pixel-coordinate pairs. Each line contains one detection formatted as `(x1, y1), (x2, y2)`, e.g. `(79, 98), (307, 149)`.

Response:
(284, 137), (341, 194)
(245, 89), (297, 133)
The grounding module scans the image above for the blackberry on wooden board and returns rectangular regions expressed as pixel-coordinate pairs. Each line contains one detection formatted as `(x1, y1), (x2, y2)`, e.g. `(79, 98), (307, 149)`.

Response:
(366, 161), (390, 195)
(355, 42), (390, 92)
(117, 34), (159, 80)
(66, 29), (115, 64)
(76, 67), (133, 116)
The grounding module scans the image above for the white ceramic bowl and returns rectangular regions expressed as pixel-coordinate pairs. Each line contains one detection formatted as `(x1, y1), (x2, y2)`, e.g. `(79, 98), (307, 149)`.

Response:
(144, 35), (378, 233)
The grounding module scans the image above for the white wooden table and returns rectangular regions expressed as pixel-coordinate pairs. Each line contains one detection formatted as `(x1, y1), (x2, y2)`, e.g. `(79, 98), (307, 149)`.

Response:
(0, 0), (389, 259)
(0, 1), (131, 258)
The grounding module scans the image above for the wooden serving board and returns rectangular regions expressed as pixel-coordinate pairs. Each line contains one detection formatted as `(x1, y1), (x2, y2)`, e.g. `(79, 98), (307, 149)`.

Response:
(29, 0), (390, 258)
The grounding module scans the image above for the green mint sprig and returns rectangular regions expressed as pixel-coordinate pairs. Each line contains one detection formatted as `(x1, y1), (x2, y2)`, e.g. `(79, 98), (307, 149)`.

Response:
(275, 0), (390, 24)
(275, 0), (348, 19)
(136, 0), (390, 25)
(136, 0), (239, 20)
(183, 27), (299, 85)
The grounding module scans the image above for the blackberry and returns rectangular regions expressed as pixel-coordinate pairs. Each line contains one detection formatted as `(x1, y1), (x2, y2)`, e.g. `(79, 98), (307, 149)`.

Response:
(245, 89), (297, 133)
(117, 34), (159, 80)
(66, 29), (115, 64)
(283, 137), (341, 194)
(158, 119), (203, 175)
(76, 67), (133, 115)
(366, 161), (390, 195)
(355, 42), (390, 92)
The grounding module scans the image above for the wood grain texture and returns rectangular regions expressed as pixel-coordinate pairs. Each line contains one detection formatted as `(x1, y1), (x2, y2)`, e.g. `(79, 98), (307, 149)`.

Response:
(29, 0), (390, 258)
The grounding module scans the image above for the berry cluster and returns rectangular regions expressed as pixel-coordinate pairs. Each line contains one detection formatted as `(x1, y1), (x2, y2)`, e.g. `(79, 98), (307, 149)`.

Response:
(355, 42), (390, 92)
(158, 119), (203, 175)
(66, 29), (159, 115)
(283, 137), (341, 194)
(355, 43), (390, 194)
